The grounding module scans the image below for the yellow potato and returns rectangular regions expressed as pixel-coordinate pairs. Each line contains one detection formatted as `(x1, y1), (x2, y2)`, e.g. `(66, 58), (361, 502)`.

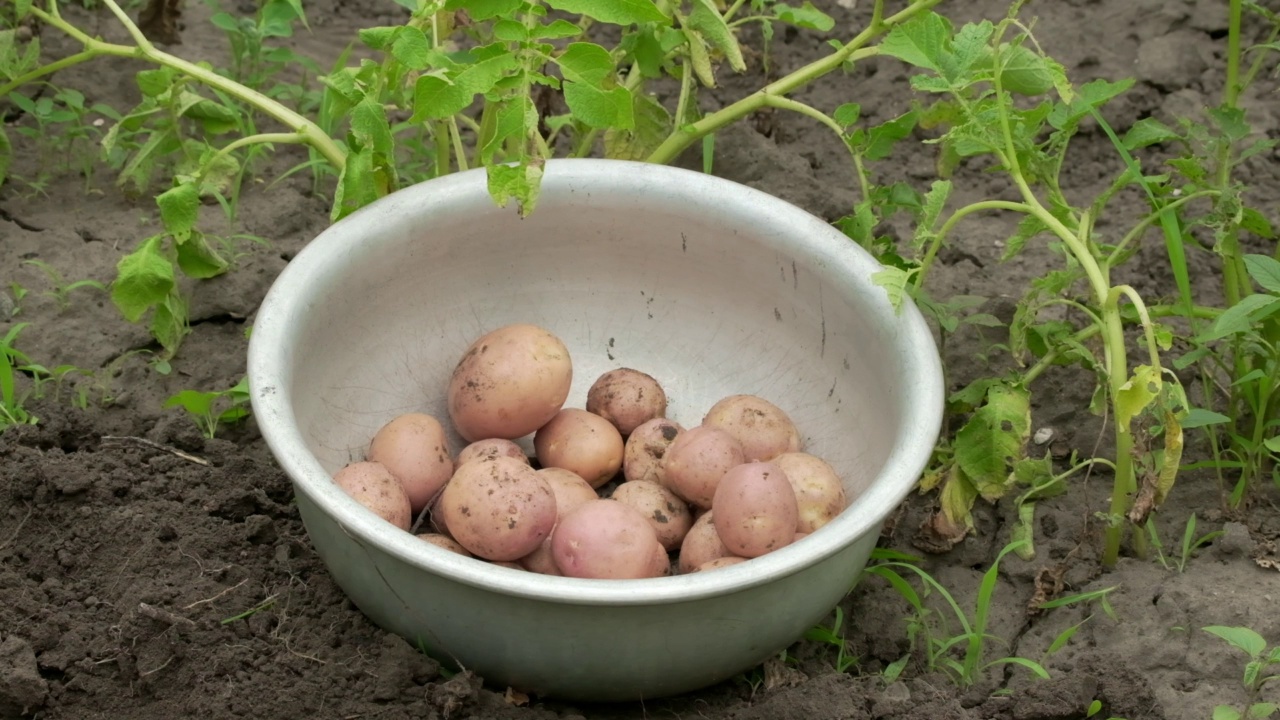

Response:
(534, 409), (625, 488)
(773, 452), (847, 533)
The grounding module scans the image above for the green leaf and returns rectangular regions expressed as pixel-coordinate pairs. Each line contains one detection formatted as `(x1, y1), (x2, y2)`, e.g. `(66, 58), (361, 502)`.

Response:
(688, 0), (745, 73)
(1116, 365), (1160, 433)
(774, 2), (833, 31)
(543, 0), (667, 25)
(954, 383), (1031, 501)
(985, 656), (1050, 680)
(331, 146), (379, 221)
(14, 0), (32, 19)
(879, 12), (949, 72)
(1244, 254), (1280, 293)
(493, 19), (529, 42)
(111, 236), (175, 323)
(175, 232), (230, 279)
(947, 21), (994, 79)
(998, 44), (1055, 96)
(135, 67), (176, 97)
(833, 102), (860, 128)
(1123, 117), (1181, 149)
(1264, 436), (1280, 454)
(1182, 407), (1232, 429)
(534, 19), (583, 39)
(260, 0), (301, 37)
(412, 52), (520, 120)
(872, 266), (913, 312)
(1240, 208), (1275, 239)
(604, 92), (672, 160)
(1048, 78), (1134, 130)
(1011, 500), (1036, 559)
(684, 27), (716, 87)
(391, 27), (431, 69)
(627, 26), (667, 78)
(1198, 294), (1280, 342)
(487, 162), (544, 216)
(862, 109), (918, 161)
(156, 182), (200, 243)
(150, 291), (188, 354)
(444, 0), (522, 20)
(1204, 626), (1267, 658)
(1249, 703), (1277, 719)
(917, 180), (951, 237)
(1210, 107), (1250, 142)
(1215, 706), (1243, 720)
(556, 42), (615, 85)
(564, 82), (634, 129)
(164, 389), (214, 417)
(1001, 214), (1048, 261)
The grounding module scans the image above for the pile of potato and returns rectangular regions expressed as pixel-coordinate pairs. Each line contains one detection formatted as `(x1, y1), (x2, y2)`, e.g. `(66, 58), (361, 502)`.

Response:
(331, 324), (850, 579)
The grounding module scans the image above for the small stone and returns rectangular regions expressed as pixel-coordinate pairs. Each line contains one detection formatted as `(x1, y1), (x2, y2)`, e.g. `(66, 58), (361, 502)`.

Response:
(243, 515), (277, 545)
(1136, 30), (1210, 91)
(1213, 522), (1252, 559)
(1033, 427), (1055, 445)
(0, 636), (49, 717)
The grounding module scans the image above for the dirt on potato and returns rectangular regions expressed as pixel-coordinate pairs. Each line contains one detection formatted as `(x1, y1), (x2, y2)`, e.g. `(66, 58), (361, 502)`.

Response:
(2, 0), (1279, 719)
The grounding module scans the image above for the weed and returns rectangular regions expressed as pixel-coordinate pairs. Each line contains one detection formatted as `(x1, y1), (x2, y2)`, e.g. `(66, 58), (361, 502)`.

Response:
(803, 605), (859, 673)
(0, 323), (39, 428)
(1205, 626), (1280, 720)
(1146, 513), (1225, 574)
(163, 375), (251, 438)
(1085, 699), (1128, 720)
(21, 259), (107, 310)
(864, 542), (1047, 687)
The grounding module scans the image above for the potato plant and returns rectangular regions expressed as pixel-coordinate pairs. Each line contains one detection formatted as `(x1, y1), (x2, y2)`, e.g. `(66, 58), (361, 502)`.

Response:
(2, 0), (941, 361)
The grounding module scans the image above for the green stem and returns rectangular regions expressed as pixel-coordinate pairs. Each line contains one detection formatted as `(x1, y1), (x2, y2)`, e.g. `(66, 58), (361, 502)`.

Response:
(916, 200), (1033, 287)
(1099, 304), (1134, 568)
(646, 0), (938, 165)
(449, 117), (469, 172)
(212, 132), (306, 165)
(761, 95), (844, 140)
(1109, 285), (1163, 372)
(673, 55), (694, 129)
(1105, 190), (1219, 266)
(433, 121), (451, 177)
(722, 0), (749, 23)
(852, 155), (871, 210)
(1225, 0), (1244, 108)
(0, 49), (102, 97)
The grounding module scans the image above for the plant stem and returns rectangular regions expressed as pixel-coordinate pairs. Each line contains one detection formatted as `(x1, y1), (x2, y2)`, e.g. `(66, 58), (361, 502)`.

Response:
(916, 200), (1033, 287)
(0, 50), (101, 96)
(1105, 191), (1219, 266)
(646, 0), (938, 165)
(212, 132), (307, 165)
(449, 117), (469, 172)
(761, 95), (844, 139)
(1225, 0), (1244, 108)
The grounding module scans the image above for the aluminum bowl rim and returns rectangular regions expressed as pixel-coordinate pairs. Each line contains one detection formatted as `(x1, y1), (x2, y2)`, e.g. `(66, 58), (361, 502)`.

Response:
(247, 158), (944, 607)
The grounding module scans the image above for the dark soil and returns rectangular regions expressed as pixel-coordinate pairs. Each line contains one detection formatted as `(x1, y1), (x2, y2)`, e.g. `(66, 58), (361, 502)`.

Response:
(3, 0), (1280, 719)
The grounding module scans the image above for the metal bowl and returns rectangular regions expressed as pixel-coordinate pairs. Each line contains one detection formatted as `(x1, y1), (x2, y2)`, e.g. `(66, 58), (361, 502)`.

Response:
(247, 159), (943, 702)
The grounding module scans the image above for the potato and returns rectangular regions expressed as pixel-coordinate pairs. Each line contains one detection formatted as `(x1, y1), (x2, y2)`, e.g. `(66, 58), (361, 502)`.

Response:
(586, 368), (667, 436)
(611, 480), (693, 551)
(447, 324), (573, 442)
(713, 461), (799, 558)
(551, 500), (664, 579)
(703, 394), (802, 462)
(333, 461), (412, 531)
(416, 533), (472, 557)
(661, 425), (745, 509)
(649, 543), (674, 577)
(456, 438), (530, 467)
(677, 510), (739, 573)
(438, 456), (558, 561)
(367, 413), (454, 513)
(622, 417), (685, 486)
(773, 452), (847, 533)
(534, 409), (625, 488)
(519, 536), (561, 575)
(537, 467), (600, 518)
(694, 557), (746, 572)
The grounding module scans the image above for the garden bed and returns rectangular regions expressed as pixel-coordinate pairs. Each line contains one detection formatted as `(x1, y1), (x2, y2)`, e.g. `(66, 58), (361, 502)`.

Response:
(2, 0), (1279, 718)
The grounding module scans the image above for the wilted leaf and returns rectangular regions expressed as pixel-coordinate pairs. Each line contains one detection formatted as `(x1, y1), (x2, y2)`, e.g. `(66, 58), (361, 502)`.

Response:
(543, 0), (667, 25)
(688, 0), (745, 73)
(111, 236), (175, 323)
(156, 182), (199, 243)
(774, 2), (834, 31)
(487, 161), (544, 216)
(954, 383), (1031, 501)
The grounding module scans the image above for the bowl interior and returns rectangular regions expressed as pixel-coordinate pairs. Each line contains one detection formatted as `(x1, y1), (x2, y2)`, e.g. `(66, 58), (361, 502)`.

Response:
(253, 160), (941, 599)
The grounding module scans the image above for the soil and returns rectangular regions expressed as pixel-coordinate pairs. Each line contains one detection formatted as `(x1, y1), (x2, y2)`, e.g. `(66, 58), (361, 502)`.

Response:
(3, 0), (1280, 719)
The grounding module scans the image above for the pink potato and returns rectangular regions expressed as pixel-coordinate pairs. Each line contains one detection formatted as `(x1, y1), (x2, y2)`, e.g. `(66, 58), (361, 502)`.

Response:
(586, 368), (668, 437)
(622, 417), (685, 486)
(437, 456), (558, 562)
(333, 461), (412, 531)
(610, 480), (694, 551)
(536, 467), (600, 519)
(702, 394), (802, 462)
(534, 409), (625, 488)
(447, 324), (573, 442)
(650, 542), (674, 577)
(516, 468), (598, 576)
(694, 557), (747, 572)
(456, 438), (530, 467)
(773, 452), (847, 533)
(677, 510), (741, 574)
(712, 461), (799, 558)
(416, 533), (472, 557)
(366, 413), (454, 513)
(661, 425), (745, 509)
(551, 500), (665, 579)
(519, 536), (562, 575)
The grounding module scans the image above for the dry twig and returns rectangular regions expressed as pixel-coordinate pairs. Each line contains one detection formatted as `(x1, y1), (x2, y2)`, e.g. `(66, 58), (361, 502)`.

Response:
(101, 435), (210, 466)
